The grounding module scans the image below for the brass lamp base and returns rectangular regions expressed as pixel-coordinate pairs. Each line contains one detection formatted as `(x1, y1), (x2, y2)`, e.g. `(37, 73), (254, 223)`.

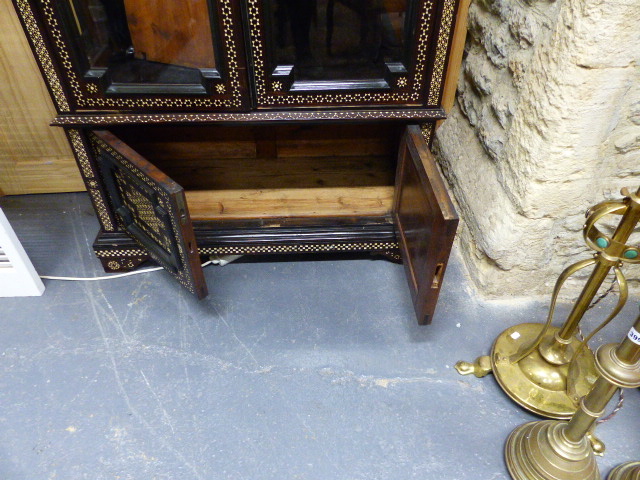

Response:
(456, 323), (598, 419)
(608, 462), (640, 480)
(505, 420), (600, 480)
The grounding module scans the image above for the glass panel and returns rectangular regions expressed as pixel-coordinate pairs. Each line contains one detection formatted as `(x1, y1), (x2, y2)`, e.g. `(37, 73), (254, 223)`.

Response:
(67, 0), (217, 84)
(268, 0), (416, 82)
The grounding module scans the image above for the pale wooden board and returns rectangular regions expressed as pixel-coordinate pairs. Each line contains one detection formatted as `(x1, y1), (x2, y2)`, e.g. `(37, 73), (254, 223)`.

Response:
(185, 186), (395, 220)
(437, 0), (470, 128)
(0, 0), (82, 195)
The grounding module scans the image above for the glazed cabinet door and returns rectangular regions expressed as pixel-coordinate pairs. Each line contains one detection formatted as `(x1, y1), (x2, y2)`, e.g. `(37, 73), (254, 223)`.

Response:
(245, 0), (459, 109)
(13, 0), (249, 112)
(90, 130), (208, 299)
(393, 125), (457, 324)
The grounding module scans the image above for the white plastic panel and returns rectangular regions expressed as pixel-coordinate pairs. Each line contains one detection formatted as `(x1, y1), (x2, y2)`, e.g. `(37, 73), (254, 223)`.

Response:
(0, 208), (45, 297)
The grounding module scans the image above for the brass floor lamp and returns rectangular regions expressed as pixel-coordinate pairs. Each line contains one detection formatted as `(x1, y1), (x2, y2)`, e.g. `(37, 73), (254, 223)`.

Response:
(456, 187), (640, 419)
(504, 310), (640, 480)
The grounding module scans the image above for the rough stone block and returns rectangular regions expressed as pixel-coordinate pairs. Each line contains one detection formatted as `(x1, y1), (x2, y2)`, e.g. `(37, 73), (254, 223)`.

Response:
(613, 130), (640, 154)
(435, 0), (640, 298)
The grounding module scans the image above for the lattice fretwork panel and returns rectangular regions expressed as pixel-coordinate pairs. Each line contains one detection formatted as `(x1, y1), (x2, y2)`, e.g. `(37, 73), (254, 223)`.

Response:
(113, 169), (173, 254)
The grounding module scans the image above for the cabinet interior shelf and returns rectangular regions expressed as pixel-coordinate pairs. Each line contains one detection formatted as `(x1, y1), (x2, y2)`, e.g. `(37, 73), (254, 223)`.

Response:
(109, 123), (401, 220)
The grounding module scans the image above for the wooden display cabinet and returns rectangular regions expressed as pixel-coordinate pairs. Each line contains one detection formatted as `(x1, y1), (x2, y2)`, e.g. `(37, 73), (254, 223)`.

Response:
(12, 0), (464, 324)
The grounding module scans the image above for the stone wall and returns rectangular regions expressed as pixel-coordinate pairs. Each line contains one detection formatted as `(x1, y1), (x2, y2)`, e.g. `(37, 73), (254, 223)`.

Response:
(435, 0), (640, 298)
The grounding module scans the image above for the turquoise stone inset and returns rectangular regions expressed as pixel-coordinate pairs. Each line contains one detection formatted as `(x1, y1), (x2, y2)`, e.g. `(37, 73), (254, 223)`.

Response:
(596, 237), (609, 249)
(623, 249), (638, 259)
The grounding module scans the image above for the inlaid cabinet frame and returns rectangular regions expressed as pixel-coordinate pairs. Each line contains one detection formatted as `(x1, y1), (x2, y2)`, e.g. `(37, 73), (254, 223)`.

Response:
(244, 0), (460, 109)
(12, 0), (251, 113)
(10, 0), (466, 324)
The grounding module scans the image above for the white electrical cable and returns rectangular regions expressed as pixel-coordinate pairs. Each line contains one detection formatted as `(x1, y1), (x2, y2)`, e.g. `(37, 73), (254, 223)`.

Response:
(40, 260), (213, 281)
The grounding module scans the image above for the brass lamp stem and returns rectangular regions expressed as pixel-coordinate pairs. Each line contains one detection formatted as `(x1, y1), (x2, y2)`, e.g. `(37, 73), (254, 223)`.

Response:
(564, 377), (617, 442)
(556, 186), (640, 344)
(615, 316), (640, 365)
(556, 261), (617, 341)
(539, 186), (640, 366)
(566, 313), (640, 441)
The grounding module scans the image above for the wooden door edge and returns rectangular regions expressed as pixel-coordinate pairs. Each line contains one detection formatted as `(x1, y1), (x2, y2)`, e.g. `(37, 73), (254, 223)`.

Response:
(437, 0), (471, 129)
(406, 125), (458, 221)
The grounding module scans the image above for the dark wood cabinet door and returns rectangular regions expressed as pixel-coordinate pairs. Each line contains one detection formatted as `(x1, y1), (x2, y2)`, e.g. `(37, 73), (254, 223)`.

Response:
(90, 130), (208, 299)
(13, 0), (249, 112)
(393, 125), (457, 324)
(245, 0), (458, 109)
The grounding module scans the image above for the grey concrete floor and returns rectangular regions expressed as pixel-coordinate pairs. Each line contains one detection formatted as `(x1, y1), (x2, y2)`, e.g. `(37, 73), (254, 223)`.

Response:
(0, 192), (638, 480)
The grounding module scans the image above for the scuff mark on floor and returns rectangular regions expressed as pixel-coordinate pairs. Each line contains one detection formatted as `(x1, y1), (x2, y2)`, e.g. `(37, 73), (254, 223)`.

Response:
(318, 367), (448, 389)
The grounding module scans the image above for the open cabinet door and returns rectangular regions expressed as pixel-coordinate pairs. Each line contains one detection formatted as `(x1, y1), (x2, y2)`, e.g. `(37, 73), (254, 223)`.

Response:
(90, 130), (208, 299)
(393, 126), (458, 325)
